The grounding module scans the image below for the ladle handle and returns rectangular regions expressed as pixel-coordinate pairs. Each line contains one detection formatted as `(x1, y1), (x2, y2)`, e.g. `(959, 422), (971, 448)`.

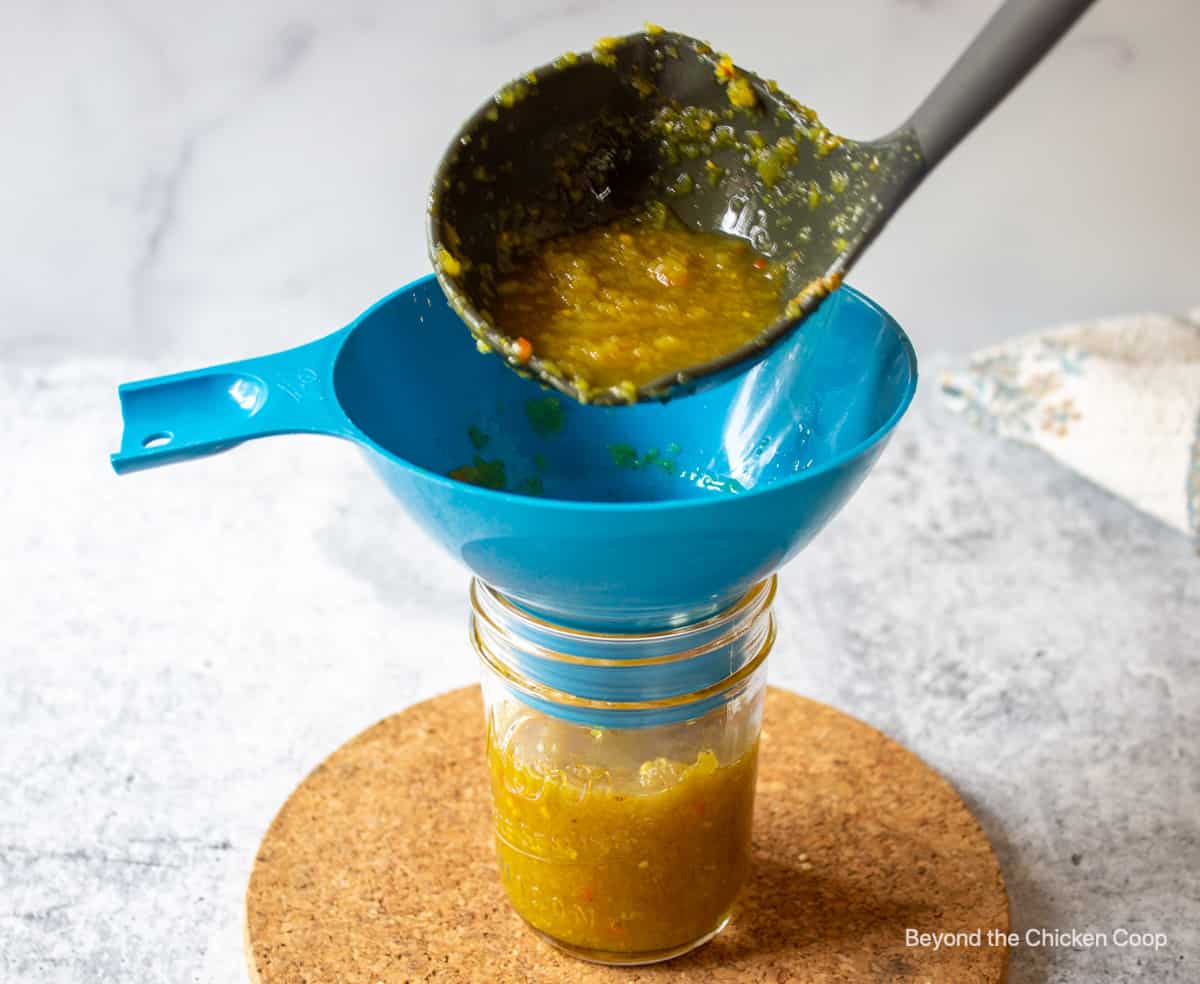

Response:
(110, 328), (355, 475)
(905, 0), (1095, 169)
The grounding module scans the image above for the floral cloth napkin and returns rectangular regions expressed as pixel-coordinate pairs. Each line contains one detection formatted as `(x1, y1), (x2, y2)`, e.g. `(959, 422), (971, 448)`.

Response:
(940, 308), (1200, 542)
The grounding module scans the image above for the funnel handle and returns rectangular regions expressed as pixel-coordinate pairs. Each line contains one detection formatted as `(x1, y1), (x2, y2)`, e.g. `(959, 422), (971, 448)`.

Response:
(110, 328), (355, 475)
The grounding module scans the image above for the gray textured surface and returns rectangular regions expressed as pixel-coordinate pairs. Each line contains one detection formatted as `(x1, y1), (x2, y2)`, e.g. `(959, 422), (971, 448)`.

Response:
(2, 356), (1196, 983)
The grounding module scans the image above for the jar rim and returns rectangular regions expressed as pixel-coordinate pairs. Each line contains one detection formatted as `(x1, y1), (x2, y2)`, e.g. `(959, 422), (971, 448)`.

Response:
(472, 576), (776, 652)
(471, 576), (776, 716)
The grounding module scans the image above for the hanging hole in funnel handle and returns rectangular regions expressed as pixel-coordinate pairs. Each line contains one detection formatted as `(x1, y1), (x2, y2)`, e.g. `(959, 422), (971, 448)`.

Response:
(141, 431), (174, 449)
(111, 325), (358, 475)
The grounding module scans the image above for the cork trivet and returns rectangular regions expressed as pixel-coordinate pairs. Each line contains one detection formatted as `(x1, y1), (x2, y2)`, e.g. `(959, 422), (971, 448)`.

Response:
(246, 686), (1009, 983)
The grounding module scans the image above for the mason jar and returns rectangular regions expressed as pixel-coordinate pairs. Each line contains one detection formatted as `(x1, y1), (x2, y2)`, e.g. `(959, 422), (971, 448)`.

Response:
(471, 576), (775, 965)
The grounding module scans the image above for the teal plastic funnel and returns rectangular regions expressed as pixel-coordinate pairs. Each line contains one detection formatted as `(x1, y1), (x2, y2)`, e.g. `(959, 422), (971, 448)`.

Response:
(112, 275), (916, 628)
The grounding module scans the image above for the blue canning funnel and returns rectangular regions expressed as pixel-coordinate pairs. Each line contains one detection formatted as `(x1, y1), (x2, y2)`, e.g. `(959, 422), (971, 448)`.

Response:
(111, 274), (916, 628)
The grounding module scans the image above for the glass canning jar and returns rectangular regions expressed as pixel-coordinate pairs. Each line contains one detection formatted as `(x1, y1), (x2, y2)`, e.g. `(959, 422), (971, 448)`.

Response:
(471, 577), (775, 966)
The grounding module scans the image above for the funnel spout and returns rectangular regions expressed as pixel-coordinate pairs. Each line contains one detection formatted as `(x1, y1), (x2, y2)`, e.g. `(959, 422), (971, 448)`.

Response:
(110, 328), (355, 474)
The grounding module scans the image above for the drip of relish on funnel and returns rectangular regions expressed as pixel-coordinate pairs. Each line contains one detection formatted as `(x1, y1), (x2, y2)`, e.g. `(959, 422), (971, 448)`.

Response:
(486, 203), (782, 402)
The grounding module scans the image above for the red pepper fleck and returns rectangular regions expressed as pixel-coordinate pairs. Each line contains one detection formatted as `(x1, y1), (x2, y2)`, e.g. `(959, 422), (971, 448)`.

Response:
(753, 257), (768, 271)
(578, 886), (594, 903)
(514, 337), (534, 363)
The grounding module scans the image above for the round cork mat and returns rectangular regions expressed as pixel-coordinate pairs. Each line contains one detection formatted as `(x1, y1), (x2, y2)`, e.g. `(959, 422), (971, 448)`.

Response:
(245, 686), (1009, 983)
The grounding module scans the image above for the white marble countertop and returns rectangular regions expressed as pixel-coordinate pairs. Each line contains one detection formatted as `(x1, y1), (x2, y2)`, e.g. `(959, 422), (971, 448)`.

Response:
(3, 1), (1198, 982)
(4, 0), (1199, 367)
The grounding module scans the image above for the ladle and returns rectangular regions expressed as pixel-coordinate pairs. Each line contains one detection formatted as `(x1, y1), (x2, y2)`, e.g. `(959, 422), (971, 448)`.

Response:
(429, 0), (1094, 405)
